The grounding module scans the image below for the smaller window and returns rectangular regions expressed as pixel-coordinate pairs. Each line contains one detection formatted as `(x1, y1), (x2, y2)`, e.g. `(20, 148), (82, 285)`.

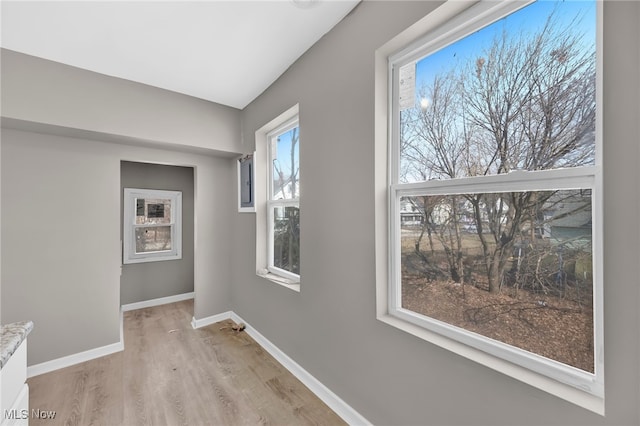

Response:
(123, 188), (182, 264)
(267, 118), (300, 282)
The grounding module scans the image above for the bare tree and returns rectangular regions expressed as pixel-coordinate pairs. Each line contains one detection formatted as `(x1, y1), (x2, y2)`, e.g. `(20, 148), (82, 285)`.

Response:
(272, 128), (300, 274)
(401, 12), (595, 293)
(402, 73), (470, 283)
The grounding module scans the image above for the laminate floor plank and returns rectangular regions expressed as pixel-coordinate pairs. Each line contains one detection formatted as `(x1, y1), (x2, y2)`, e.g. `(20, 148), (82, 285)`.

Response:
(27, 300), (346, 426)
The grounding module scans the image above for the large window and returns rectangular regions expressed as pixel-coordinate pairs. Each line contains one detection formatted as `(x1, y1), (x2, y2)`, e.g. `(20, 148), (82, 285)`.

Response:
(377, 0), (602, 411)
(123, 188), (182, 264)
(267, 118), (300, 282)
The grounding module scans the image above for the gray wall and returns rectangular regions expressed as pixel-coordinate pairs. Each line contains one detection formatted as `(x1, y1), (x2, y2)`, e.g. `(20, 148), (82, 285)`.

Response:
(1, 128), (120, 365)
(232, 1), (639, 425)
(1, 128), (233, 365)
(120, 161), (195, 305)
(1, 2), (638, 425)
(1, 49), (242, 155)
(1, 48), (240, 365)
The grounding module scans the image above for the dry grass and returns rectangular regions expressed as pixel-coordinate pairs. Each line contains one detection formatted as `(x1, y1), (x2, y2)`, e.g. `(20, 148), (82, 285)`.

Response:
(401, 248), (594, 373)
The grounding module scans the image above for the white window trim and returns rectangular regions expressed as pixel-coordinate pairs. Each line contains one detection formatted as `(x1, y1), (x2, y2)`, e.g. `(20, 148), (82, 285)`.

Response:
(374, 0), (604, 415)
(254, 104), (301, 292)
(123, 188), (182, 264)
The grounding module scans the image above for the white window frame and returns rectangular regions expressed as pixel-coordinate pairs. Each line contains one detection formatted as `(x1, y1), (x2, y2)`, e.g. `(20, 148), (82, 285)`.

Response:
(266, 117), (301, 283)
(123, 188), (182, 264)
(375, 0), (604, 414)
(253, 104), (301, 291)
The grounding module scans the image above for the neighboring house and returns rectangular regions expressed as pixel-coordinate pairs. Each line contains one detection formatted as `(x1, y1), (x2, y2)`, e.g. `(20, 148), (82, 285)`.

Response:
(547, 191), (593, 248)
(400, 199), (424, 225)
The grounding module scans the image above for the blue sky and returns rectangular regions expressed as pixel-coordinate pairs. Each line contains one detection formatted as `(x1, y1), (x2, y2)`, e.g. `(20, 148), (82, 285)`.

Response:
(273, 127), (299, 180)
(415, 0), (596, 90)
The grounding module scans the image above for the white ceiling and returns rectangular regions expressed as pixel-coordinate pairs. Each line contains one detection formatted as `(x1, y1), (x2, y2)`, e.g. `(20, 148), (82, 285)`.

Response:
(1, 1), (359, 109)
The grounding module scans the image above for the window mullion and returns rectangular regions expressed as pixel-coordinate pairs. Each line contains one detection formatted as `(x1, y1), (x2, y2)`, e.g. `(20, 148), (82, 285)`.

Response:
(133, 223), (175, 228)
(267, 199), (299, 208)
(394, 171), (596, 198)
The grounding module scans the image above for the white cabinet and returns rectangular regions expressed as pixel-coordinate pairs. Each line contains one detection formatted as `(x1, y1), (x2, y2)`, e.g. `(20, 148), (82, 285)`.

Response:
(1, 340), (29, 426)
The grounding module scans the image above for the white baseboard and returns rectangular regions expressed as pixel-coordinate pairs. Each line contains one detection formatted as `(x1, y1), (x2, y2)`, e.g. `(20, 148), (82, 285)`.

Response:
(27, 292), (194, 379)
(27, 341), (124, 378)
(230, 312), (371, 426)
(27, 293), (194, 379)
(121, 292), (194, 312)
(28, 306), (370, 425)
(193, 310), (370, 424)
(190, 311), (232, 329)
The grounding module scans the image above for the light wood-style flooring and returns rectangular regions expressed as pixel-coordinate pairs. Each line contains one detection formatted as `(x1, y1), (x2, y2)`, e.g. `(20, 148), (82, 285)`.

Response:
(27, 300), (346, 425)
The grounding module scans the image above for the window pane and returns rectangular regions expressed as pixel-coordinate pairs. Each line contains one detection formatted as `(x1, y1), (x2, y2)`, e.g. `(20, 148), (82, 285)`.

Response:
(272, 206), (300, 274)
(400, 190), (593, 372)
(399, 0), (596, 183)
(135, 198), (172, 225)
(135, 226), (172, 253)
(272, 127), (300, 200)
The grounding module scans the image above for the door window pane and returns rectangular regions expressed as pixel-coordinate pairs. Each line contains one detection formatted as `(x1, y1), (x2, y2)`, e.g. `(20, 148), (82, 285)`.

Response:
(135, 198), (172, 224)
(135, 226), (172, 253)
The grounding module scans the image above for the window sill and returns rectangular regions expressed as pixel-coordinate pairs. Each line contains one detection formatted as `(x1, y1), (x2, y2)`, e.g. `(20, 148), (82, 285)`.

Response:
(256, 271), (300, 292)
(376, 312), (604, 415)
